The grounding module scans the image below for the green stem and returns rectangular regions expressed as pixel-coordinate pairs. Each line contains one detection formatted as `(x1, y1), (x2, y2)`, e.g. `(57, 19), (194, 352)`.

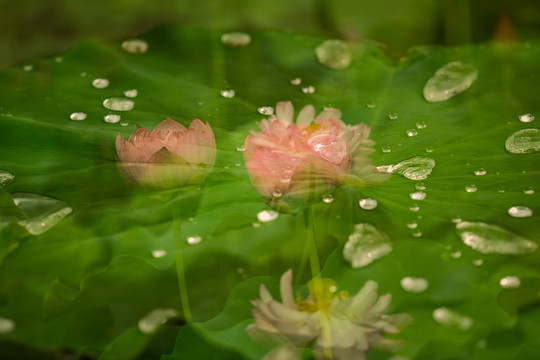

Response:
(173, 208), (193, 323)
(303, 206), (321, 279)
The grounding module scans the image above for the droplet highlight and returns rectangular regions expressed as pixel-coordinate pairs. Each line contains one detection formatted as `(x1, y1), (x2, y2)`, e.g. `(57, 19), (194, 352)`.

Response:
(423, 61), (478, 102)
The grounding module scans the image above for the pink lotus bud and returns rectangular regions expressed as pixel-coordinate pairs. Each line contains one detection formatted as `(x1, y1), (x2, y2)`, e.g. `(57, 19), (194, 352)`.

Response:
(116, 118), (216, 189)
(244, 101), (379, 212)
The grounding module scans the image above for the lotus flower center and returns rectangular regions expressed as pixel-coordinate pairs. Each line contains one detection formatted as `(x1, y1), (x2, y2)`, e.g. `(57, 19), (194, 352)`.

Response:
(296, 278), (349, 314)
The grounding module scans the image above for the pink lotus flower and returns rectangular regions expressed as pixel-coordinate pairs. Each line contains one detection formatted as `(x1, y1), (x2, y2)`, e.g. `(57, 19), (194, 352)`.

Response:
(244, 101), (379, 212)
(115, 118), (216, 189)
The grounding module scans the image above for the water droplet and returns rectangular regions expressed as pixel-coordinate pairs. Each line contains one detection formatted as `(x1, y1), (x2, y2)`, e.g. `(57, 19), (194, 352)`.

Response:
(388, 112), (398, 120)
(406, 129), (418, 137)
(220, 89), (235, 98)
(123, 89), (138, 98)
(465, 185), (477, 193)
(0, 317), (15, 334)
(412, 230), (422, 238)
(406, 222), (418, 229)
(69, 112), (87, 121)
(151, 249), (167, 258)
(474, 168), (487, 176)
(343, 223), (392, 268)
(234, 161), (241, 167)
(400, 277), (429, 293)
(104, 114), (121, 123)
(138, 308), (177, 334)
(505, 128), (540, 154)
(103, 98), (135, 111)
(452, 217), (462, 224)
(322, 194), (334, 204)
(456, 221), (537, 255)
(500, 276), (521, 289)
(236, 145), (246, 152)
(23, 64), (33, 72)
(473, 259), (483, 266)
(359, 198), (377, 210)
(409, 204), (420, 212)
(187, 236), (202, 245)
(221, 32), (251, 47)
(257, 106), (274, 116)
(425, 146), (434, 153)
(381, 146), (391, 153)
(410, 191), (426, 201)
(508, 206), (533, 218)
(290, 77), (302, 85)
(120, 119), (129, 127)
(519, 113), (535, 123)
(0, 170), (15, 187)
(257, 210), (279, 223)
(377, 156), (436, 181)
(366, 101), (376, 109)
(423, 61), (478, 102)
(54, 57), (63, 63)
(450, 250), (462, 258)
(92, 78), (109, 89)
(122, 39), (148, 54)
(433, 307), (473, 331)
(315, 40), (352, 70)
(416, 121), (427, 129)
(272, 189), (283, 198)
(497, 187), (506, 193)
(12, 192), (72, 235)
(523, 187), (535, 195)
(415, 182), (426, 191)
(301, 86), (315, 94)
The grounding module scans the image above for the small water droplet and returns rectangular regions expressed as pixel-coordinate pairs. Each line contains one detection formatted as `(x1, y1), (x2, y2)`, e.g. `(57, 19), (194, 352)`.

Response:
(366, 101), (376, 109)
(415, 182), (426, 191)
(474, 168), (487, 176)
(138, 308), (177, 334)
(55, 57), (63, 63)
(236, 145), (246, 152)
(359, 198), (377, 210)
(423, 61), (478, 102)
(433, 307), (473, 331)
(450, 250), (462, 258)
(523, 187), (535, 195)
(410, 191), (426, 201)
(343, 223), (392, 268)
(505, 128), (540, 154)
(409, 204), (420, 212)
(406, 129), (418, 137)
(69, 112), (87, 121)
(122, 39), (148, 54)
(103, 98), (135, 111)
(456, 221), (537, 255)
(257, 106), (274, 116)
(301, 85), (315, 94)
(322, 194), (334, 204)
(452, 217), (462, 224)
(388, 112), (398, 120)
(0, 170), (15, 188)
(400, 276), (429, 293)
(473, 259), (484, 266)
(497, 187), (506, 193)
(315, 40), (352, 70)
(290, 77), (302, 85)
(416, 121), (427, 129)
(412, 230), (422, 238)
(187, 236), (202, 245)
(272, 189), (283, 198)
(377, 156), (436, 180)
(0, 317), (15, 334)
(220, 89), (235, 98)
(23, 64), (33, 72)
(425, 146), (434, 153)
(508, 206), (533, 218)
(123, 89), (138, 98)
(12, 192), (72, 235)
(406, 222), (418, 229)
(120, 119), (129, 127)
(500, 276), (521, 289)
(465, 185), (477, 193)
(519, 113), (535, 123)
(151, 249), (167, 258)
(104, 114), (121, 124)
(252, 222), (261, 228)
(257, 210), (279, 223)
(92, 78), (109, 89)
(221, 32), (251, 47)
(381, 146), (391, 153)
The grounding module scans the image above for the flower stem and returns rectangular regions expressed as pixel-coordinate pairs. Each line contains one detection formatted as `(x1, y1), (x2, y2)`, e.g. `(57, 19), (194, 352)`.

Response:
(303, 206), (321, 279)
(173, 208), (193, 323)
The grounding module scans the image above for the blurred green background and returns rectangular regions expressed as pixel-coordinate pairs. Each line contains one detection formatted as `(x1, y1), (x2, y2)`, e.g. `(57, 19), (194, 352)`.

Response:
(2, 0), (539, 68)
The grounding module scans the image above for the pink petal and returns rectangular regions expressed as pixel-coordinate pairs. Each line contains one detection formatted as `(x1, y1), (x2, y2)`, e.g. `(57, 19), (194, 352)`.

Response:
(116, 134), (146, 162)
(315, 108), (342, 124)
(153, 118), (187, 137)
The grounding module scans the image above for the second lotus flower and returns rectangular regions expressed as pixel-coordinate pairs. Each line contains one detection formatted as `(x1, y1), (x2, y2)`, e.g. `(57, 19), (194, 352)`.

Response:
(243, 101), (379, 212)
(115, 118), (216, 190)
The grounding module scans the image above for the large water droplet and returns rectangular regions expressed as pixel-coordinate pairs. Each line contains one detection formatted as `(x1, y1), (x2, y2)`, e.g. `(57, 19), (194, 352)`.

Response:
(123, 89), (138, 98)
(187, 235), (202, 245)
(138, 308), (177, 334)
(103, 98), (135, 111)
(0, 317), (15, 334)
(0, 170), (15, 187)
(315, 40), (352, 70)
(505, 128), (540, 154)
(456, 221), (537, 255)
(257, 210), (279, 223)
(423, 61), (478, 102)
(92, 78), (109, 89)
(104, 114), (121, 124)
(70, 112), (87, 121)
(257, 106), (274, 116)
(409, 191), (426, 201)
(519, 113), (535, 123)
(220, 89), (235, 98)
(377, 156), (435, 181)
(12, 193), (72, 235)
(432, 307), (473, 331)
(122, 39), (148, 54)
(400, 277), (429, 293)
(508, 206), (533, 218)
(301, 86), (315, 94)
(343, 223), (392, 268)
(221, 32), (251, 47)
(499, 276), (521, 289)
(359, 198), (377, 210)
